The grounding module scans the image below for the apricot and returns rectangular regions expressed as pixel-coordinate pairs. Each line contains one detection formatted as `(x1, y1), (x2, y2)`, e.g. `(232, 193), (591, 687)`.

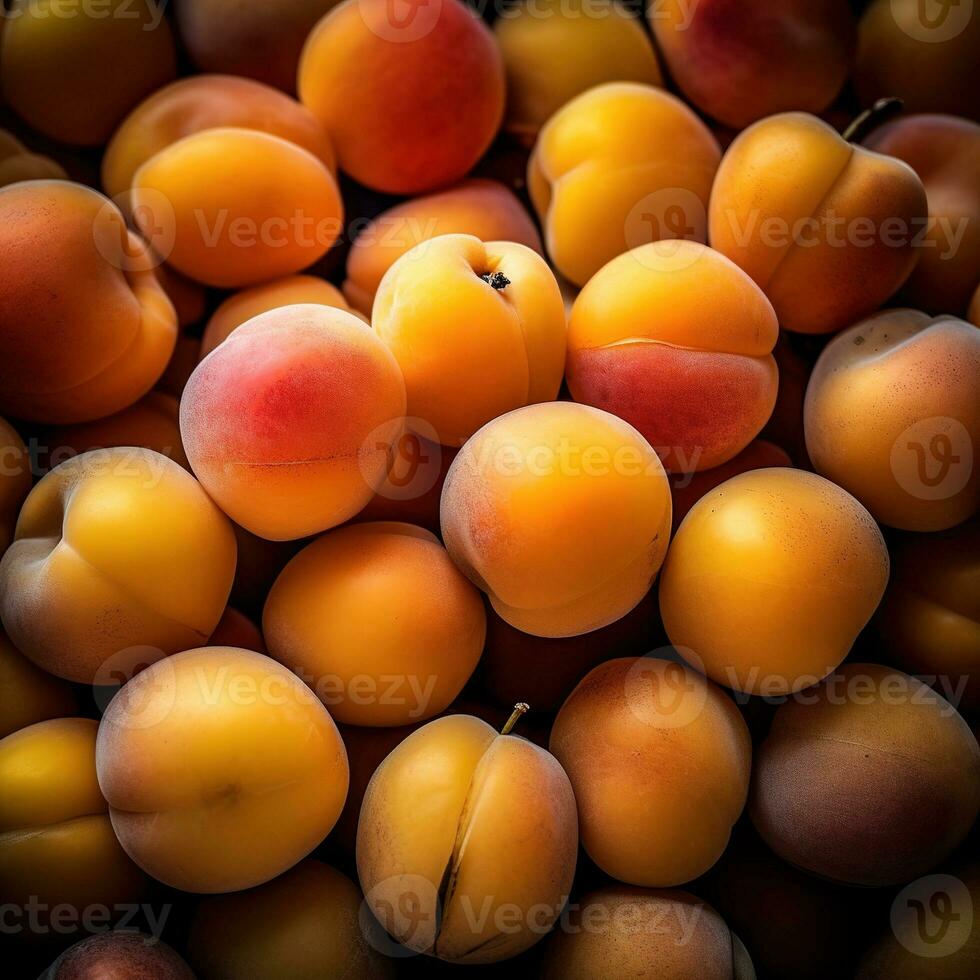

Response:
(343, 178), (542, 315)
(567, 240), (779, 473)
(131, 128), (343, 288)
(877, 523), (980, 710)
(180, 304), (406, 540)
(0, 719), (145, 931)
(357, 708), (578, 963)
(441, 402), (672, 637)
(264, 522), (485, 726)
(201, 274), (351, 359)
(298, 0), (505, 194)
(494, 0), (662, 144)
(0, 181), (176, 424)
(0, 415), (31, 554)
(528, 82), (721, 286)
(0, 631), (78, 740)
(0, 448), (236, 684)
(709, 111), (928, 334)
(865, 114), (980, 315)
(208, 607), (266, 655)
(96, 646), (349, 893)
(0, 129), (66, 187)
(187, 859), (393, 979)
(374, 234), (567, 446)
(804, 310), (980, 531)
(102, 74), (337, 201)
(550, 657), (750, 886)
(43, 932), (194, 980)
(540, 887), (754, 979)
(0, 0), (176, 146)
(649, 0), (855, 129)
(751, 663), (980, 887)
(660, 468), (889, 695)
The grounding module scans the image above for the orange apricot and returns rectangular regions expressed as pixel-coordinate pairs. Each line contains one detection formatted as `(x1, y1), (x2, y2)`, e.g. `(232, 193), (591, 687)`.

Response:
(0, 416), (31, 554)
(0, 129), (66, 187)
(0, 631), (78, 739)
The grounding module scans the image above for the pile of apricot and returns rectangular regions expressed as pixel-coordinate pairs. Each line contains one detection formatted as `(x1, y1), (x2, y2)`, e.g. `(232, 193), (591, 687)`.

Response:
(0, 1), (977, 977)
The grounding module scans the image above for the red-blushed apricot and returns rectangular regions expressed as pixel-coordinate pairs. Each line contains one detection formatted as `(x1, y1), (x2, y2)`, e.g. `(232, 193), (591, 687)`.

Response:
(865, 115), (980, 315)
(180, 304), (406, 540)
(175, 0), (343, 93)
(709, 112), (928, 334)
(357, 708), (578, 963)
(265, 522), (485, 726)
(804, 310), (980, 531)
(298, 0), (504, 193)
(751, 663), (980, 887)
(0, 0), (176, 146)
(877, 523), (980, 710)
(528, 82), (721, 286)
(200, 274), (352, 358)
(42, 932), (194, 980)
(550, 657), (751, 887)
(0, 631), (78, 739)
(650, 0), (855, 129)
(0, 448), (236, 684)
(540, 886), (755, 979)
(342, 179), (542, 315)
(102, 74), (337, 201)
(0, 128), (66, 187)
(96, 646), (349, 893)
(208, 607), (266, 655)
(186, 859), (394, 979)
(567, 241), (779, 473)
(660, 468), (889, 695)
(131, 128), (343, 288)
(494, 0), (662, 145)
(0, 181), (177, 424)
(374, 234), (567, 446)
(0, 719), (146, 934)
(0, 416), (31, 554)
(441, 402), (672, 638)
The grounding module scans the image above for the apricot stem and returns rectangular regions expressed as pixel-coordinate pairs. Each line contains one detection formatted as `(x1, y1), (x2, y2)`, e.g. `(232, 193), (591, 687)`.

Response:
(501, 702), (529, 735)
(480, 271), (511, 290)
(842, 97), (904, 143)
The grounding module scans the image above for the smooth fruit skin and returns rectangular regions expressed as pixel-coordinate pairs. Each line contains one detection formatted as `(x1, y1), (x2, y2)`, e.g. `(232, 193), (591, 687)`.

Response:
(529, 82), (721, 287)
(660, 468), (890, 695)
(550, 658), (751, 887)
(356, 713), (578, 964)
(709, 112), (928, 334)
(751, 663), (980, 887)
(0, 448), (236, 684)
(373, 234), (567, 446)
(567, 240), (779, 473)
(804, 310), (980, 531)
(0, 631), (79, 739)
(96, 646), (350, 893)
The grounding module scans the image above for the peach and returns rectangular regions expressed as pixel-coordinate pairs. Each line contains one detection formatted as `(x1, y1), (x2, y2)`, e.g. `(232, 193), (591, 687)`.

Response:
(0, 631), (78, 739)
(0, 0), (176, 146)
(208, 607), (266, 655)
(540, 887), (754, 979)
(43, 932), (194, 980)
(494, 0), (662, 144)
(131, 128), (343, 288)
(550, 657), (751, 886)
(0, 129), (66, 187)
(357, 707), (578, 963)
(0, 415), (31, 554)
(567, 240), (779, 472)
(0, 181), (177, 424)
(264, 522), (486, 726)
(200, 274), (351, 358)
(804, 310), (980, 531)
(751, 663), (980, 887)
(298, 0), (505, 193)
(0, 719), (145, 932)
(373, 234), (567, 446)
(102, 74), (337, 201)
(709, 111), (928, 334)
(180, 305), (406, 540)
(440, 402), (672, 637)
(0, 448), (236, 684)
(649, 0), (855, 129)
(96, 646), (349, 893)
(528, 82), (721, 286)
(865, 114), (980, 315)
(343, 178), (542, 315)
(660, 468), (890, 695)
